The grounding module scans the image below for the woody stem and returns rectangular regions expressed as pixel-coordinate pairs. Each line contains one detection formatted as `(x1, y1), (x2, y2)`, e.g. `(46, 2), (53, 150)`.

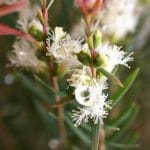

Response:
(42, 1), (68, 148)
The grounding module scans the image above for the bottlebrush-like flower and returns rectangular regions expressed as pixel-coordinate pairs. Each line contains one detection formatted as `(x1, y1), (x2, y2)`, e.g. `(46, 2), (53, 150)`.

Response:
(68, 67), (111, 127)
(9, 39), (46, 72)
(74, 82), (107, 106)
(72, 82), (112, 127)
(99, 0), (139, 39)
(46, 27), (82, 69)
(75, 0), (105, 16)
(95, 42), (134, 73)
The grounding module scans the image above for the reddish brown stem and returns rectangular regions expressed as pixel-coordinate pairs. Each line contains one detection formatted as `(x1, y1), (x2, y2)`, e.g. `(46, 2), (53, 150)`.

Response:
(42, 1), (68, 148)
(52, 76), (68, 148)
(83, 11), (106, 150)
(99, 126), (106, 150)
(90, 49), (97, 78)
(42, 0), (48, 37)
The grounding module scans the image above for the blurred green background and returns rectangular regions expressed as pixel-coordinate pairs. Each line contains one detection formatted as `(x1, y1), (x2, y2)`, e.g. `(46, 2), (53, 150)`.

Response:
(0, 0), (150, 150)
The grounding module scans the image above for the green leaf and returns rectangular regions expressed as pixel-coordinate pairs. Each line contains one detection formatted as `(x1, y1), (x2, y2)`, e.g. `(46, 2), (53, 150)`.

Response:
(34, 75), (65, 97)
(34, 100), (58, 135)
(112, 68), (140, 107)
(49, 111), (91, 146)
(126, 133), (139, 145)
(17, 73), (53, 103)
(65, 114), (91, 146)
(98, 68), (124, 87)
(107, 143), (139, 149)
(109, 104), (139, 142)
(91, 122), (100, 150)
(111, 103), (137, 127)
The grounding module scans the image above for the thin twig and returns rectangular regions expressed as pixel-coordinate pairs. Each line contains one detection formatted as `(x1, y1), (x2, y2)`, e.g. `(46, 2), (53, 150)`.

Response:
(82, 10), (106, 150)
(92, 122), (101, 150)
(41, 1), (68, 148)
(99, 126), (106, 150)
(52, 76), (69, 149)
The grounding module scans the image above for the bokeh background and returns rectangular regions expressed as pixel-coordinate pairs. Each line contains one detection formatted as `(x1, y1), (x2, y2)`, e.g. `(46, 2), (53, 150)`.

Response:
(0, 0), (150, 150)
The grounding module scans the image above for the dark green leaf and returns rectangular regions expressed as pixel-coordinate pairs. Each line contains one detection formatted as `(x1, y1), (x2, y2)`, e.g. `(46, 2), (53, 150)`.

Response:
(34, 75), (65, 97)
(65, 114), (91, 146)
(98, 68), (124, 87)
(107, 143), (139, 149)
(17, 73), (53, 103)
(109, 104), (139, 142)
(112, 68), (140, 107)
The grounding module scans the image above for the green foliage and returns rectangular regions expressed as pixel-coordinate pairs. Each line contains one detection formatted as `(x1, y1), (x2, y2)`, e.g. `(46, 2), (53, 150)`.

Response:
(17, 67), (139, 149)
(112, 68), (140, 107)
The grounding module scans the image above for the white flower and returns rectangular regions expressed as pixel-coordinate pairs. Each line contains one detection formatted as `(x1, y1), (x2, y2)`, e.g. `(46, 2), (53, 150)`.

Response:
(95, 43), (134, 73)
(99, 0), (139, 39)
(72, 93), (112, 127)
(9, 39), (45, 72)
(75, 82), (107, 106)
(49, 27), (66, 44)
(17, 3), (43, 32)
(46, 27), (82, 69)
(67, 67), (91, 87)
(72, 80), (111, 127)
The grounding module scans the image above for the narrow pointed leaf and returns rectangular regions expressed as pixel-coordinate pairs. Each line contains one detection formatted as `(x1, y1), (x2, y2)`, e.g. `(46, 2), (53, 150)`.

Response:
(109, 104), (139, 142)
(17, 73), (54, 103)
(0, 24), (38, 44)
(107, 143), (139, 149)
(99, 68), (124, 87)
(0, 0), (27, 17)
(111, 103), (136, 127)
(0, 24), (24, 35)
(112, 68), (140, 107)
(34, 75), (65, 97)
(65, 114), (91, 146)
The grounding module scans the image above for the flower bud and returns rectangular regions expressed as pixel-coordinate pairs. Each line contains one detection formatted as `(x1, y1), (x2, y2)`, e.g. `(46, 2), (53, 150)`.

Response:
(93, 53), (108, 67)
(75, 0), (106, 16)
(77, 50), (91, 66)
(28, 19), (44, 41)
(28, 25), (44, 41)
(93, 30), (102, 48)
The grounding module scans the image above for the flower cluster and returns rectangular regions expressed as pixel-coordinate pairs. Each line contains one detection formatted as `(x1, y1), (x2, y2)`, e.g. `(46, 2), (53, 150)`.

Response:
(99, 0), (139, 39)
(72, 80), (112, 127)
(46, 27), (133, 127)
(8, 2), (46, 73)
(46, 27), (82, 70)
(9, 39), (46, 72)
(7, 0), (135, 127)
